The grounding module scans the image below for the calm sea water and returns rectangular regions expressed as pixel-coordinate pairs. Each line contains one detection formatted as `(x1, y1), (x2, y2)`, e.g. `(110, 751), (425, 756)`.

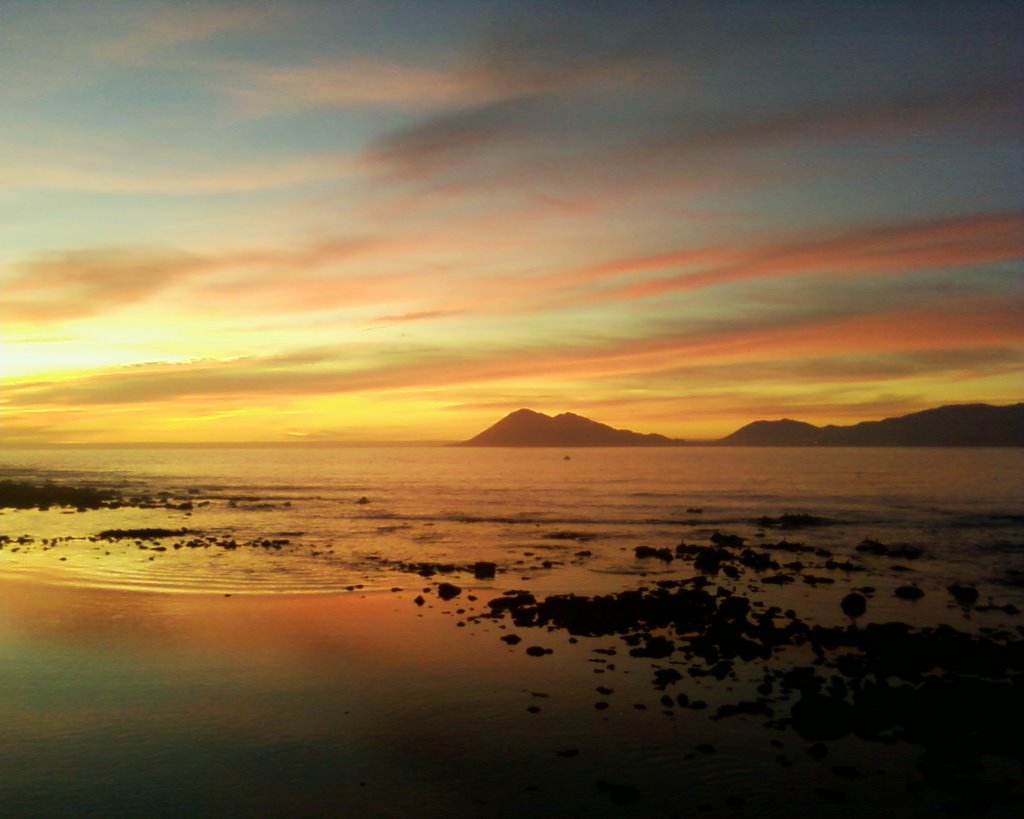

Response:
(1, 446), (1022, 597)
(2, 447), (1023, 817)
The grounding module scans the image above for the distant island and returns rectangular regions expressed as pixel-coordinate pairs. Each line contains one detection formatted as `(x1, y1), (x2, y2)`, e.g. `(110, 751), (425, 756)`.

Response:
(454, 409), (686, 447)
(457, 403), (1024, 447)
(719, 403), (1024, 447)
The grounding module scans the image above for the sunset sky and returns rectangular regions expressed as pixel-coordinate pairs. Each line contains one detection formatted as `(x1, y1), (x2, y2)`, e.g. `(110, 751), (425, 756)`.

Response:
(2, 0), (1022, 443)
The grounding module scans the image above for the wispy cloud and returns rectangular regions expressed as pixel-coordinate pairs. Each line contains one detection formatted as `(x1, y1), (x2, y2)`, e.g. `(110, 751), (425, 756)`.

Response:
(370, 309), (468, 326)
(7, 293), (1020, 411)
(1, 236), (394, 324)
(652, 81), (1021, 157)
(0, 2), (272, 101)
(208, 56), (491, 118)
(1, 248), (211, 322)
(361, 98), (540, 180)
(0, 142), (355, 194)
(549, 211), (1024, 305)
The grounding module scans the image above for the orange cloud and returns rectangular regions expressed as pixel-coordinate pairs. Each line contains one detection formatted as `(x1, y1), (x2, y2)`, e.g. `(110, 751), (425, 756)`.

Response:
(6, 294), (1020, 411)
(1, 237), (400, 324)
(552, 211), (1024, 305)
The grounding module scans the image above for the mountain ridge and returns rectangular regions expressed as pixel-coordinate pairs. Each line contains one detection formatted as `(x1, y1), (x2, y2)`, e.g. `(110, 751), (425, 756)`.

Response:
(720, 402), (1024, 446)
(453, 408), (686, 447)
(457, 403), (1024, 447)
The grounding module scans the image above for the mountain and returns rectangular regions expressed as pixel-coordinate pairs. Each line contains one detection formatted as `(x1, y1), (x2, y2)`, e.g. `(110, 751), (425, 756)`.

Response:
(718, 403), (1024, 447)
(455, 409), (685, 447)
(717, 419), (819, 446)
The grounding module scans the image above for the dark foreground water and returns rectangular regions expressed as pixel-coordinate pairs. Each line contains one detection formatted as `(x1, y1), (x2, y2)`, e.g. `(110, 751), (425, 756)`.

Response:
(1, 447), (1022, 817)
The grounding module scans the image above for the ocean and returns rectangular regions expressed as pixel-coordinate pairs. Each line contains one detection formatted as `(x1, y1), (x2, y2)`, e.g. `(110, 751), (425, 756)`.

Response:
(1, 447), (1022, 817)
(1, 446), (1022, 599)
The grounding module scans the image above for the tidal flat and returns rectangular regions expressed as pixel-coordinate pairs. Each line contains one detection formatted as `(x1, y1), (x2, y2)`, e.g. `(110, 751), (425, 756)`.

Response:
(1, 448), (1022, 817)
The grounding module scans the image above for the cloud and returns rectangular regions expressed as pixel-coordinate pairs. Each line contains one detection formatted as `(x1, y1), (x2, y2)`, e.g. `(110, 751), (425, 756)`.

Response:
(652, 81), (1021, 158)
(370, 309), (468, 326)
(552, 211), (1024, 305)
(209, 56), (490, 118)
(0, 142), (355, 194)
(0, 2), (271, 101)
(361, 98), (540, 180)
(0, 248), (210, 322)
(0, 236), (394, 324)
(97, 5), (271, 63)
(7, 293), (1020, 411)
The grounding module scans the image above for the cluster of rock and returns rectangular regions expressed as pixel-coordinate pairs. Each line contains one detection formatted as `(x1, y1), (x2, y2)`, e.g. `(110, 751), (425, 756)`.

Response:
(0, 480), (215, 512)
(406, 528), (1024, 811)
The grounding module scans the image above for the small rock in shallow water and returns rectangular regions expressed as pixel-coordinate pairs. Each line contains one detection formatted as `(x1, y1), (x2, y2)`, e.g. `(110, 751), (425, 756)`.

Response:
(948, 583), (979, 607)
(894, 585), (925, 601)
(841, 592), (867, 620)
(436, 582), (462, 601)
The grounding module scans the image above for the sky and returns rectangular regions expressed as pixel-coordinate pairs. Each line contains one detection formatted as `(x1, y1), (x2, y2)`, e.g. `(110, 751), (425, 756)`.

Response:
(1, 0), (1022, 444)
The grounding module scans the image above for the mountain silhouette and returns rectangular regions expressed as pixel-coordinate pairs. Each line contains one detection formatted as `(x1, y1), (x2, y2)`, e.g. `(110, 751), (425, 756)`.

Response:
(718, 403), (1024, 446)
(458, 403), (1023, 447)
(455, 408), (685, 447)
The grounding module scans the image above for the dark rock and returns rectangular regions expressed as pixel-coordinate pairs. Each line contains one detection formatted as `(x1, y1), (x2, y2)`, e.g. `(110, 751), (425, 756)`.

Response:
(653, 669), (683, 689)
(501, 634), (522, 645)
(635, 545), (674, 562)
(356, 496), (370, 504)
(895, 585), (925, 601)
(807, 743), (828, 760)
(710, 531), (745, 548)
(413, 595), (425, 607)
(948, 584), (979, 607)
(545, 530), (596, 542)
(0, 480), (121, 510)
(856, 539), (922, 560)
(473, 561), (497, 579)
(791, 694), (854, 741)
(437, 582), (462, 601)
(525, 646), (552, 657)
(630, 635), (675, 658)
(841, 592), (867, 620)
(97, 527), (192, 540)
